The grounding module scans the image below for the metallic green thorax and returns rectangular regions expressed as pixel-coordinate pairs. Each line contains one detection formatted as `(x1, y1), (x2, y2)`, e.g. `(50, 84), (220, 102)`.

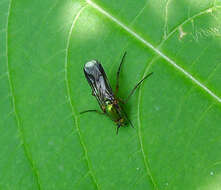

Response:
(105, 100), (127, 126)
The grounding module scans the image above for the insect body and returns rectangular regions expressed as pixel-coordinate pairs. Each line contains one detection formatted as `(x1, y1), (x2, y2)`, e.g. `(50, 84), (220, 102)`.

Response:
(81, 52), (153, 134)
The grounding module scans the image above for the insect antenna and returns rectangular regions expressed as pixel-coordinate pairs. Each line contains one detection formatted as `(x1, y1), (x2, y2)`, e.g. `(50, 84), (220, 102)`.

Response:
(116, 125), (121, 135)
(116, 52), (127, 95)
(123, 72), (153, 103)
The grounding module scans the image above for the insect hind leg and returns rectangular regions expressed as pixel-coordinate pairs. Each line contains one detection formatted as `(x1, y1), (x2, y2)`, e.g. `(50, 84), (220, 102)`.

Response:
(120, 106), (134, 128)
(116, 124), (121, 135)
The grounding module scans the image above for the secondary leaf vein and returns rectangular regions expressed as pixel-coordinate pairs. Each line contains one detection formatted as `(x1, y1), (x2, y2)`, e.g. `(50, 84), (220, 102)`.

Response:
(159, 4), (221, 46)
(64, 5), (100, 190)
(137, 56), (159, 189)
(6, 0), (42, 189)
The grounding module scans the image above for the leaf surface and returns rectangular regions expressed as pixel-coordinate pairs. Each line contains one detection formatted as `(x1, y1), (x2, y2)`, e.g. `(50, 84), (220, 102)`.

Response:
(1, 0), (221, 189)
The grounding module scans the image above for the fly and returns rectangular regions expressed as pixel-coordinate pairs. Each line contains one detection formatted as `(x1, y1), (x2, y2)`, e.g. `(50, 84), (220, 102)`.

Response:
(81, 52), (153, 134)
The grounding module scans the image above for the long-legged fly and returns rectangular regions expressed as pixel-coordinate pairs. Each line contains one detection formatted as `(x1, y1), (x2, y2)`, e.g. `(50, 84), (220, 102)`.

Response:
(81, 52), (153, 134)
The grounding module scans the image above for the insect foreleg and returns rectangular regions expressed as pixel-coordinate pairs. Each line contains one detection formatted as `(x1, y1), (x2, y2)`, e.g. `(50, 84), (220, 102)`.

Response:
(80, 109), (104, 115)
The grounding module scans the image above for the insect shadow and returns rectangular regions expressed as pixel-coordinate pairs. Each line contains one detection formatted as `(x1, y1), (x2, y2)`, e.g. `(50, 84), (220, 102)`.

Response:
(80, 52), (153, 134)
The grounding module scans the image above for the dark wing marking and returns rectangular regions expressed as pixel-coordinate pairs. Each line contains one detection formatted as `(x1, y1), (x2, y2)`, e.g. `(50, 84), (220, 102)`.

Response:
(84, 60), (114, 109)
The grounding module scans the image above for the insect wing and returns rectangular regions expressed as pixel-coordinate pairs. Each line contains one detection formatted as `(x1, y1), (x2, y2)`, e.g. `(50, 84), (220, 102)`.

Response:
(84, 60), (114, 107)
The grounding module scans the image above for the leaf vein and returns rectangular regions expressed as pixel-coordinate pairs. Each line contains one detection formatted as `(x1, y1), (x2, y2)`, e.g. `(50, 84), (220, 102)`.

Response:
(168, 103), (214, 188)
(159, 4), (221, 46)
(6, 0), (42, 189)
(87, 0), (221, 104)
(162, 0), (170, 40)
(64, 5), (100, 190)
(137, 56), (159, 189)
(128, 0), (148, 27)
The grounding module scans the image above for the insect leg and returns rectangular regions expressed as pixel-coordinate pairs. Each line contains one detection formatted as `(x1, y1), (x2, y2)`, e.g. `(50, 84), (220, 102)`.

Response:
(123, 72), (153, 103)
(115, 52), (127, 94)
(80, 109), (104, 115)
(127, 117), (134, 128)
(116, 124), (121, 135)
(117, 98), (125, 104)
(121, 107), (134, 128)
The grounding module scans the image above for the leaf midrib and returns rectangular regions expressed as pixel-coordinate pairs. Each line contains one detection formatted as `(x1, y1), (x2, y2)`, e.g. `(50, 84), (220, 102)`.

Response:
(87, 0), (221, 104)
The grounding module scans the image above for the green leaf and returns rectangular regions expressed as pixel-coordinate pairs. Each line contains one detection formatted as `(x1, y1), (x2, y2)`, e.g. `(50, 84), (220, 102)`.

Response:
(1, 0), (221, 189)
